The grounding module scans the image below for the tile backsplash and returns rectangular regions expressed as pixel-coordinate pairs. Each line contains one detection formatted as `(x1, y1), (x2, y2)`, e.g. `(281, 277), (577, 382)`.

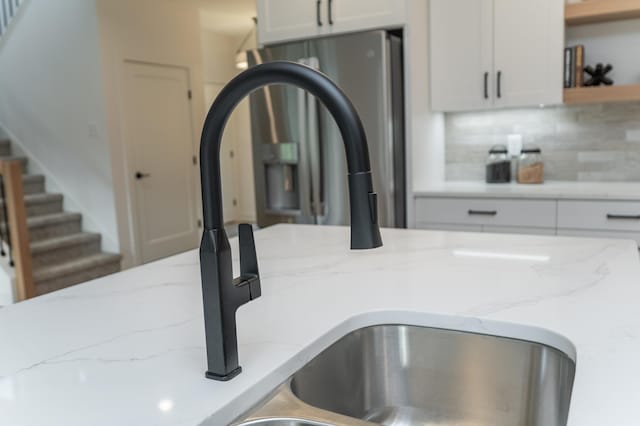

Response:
(445, 102), (640, 182)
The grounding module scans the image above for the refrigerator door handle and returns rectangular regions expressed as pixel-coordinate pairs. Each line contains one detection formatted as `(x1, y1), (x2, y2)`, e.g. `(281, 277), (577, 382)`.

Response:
(306, 57), (324, 219)
(296, 68), (313, 219)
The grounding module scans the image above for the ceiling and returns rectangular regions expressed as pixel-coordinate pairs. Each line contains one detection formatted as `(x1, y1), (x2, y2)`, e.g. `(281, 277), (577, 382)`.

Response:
(179, 0), (257, 36)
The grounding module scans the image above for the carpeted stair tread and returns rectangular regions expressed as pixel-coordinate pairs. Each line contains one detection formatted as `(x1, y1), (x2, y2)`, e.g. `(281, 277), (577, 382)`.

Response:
(26, 212), (81, 228)
(0, 192), (62, 207)
(33, 252), (121, 283)
(30, 232), (101, 254)
(0, 155), (28, 171)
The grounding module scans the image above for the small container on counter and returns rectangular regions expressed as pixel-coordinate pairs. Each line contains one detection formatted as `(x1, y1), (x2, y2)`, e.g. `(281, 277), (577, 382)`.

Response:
(485, 145), (511, 183)
(517, 145), (544, 184)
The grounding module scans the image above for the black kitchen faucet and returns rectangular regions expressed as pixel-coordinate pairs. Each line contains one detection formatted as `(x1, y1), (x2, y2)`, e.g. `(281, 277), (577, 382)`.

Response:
(198, 61), (383, 381)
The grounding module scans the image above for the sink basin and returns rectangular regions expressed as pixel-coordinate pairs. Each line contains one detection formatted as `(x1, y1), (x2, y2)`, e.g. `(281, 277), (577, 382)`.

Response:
(235, 324), (575, 426)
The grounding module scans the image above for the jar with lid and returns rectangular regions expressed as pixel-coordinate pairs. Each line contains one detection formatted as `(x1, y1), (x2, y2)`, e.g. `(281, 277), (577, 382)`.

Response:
(517, 145), (544, 184)
(485, 145), (511, 183)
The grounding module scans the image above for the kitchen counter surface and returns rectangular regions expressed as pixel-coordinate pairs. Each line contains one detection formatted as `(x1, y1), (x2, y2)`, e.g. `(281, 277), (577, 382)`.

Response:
(1, 224), (640, 425)
(415, 180), (640, 200)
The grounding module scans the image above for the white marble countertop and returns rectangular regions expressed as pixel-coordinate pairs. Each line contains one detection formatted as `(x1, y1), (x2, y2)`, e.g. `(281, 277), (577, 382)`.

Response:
(1, 224), (640, 425)
(415, 180), (640, 200)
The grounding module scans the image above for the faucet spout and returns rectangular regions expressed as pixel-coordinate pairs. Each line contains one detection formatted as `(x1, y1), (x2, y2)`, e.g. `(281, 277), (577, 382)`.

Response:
(199, 61), (383, 381)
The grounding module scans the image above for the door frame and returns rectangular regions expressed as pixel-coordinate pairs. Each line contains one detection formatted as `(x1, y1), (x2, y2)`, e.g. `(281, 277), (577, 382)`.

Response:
(120, 59), (200, 265)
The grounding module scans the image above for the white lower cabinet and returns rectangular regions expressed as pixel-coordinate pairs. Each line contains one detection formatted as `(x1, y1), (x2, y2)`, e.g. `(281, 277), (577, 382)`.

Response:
(416, 222), (483, 232)
(557, 229), (640, 247)
(558, 200), (640, 232)
(415, 197), (556, 229)
(415, 196), (640, 246)
(483, 226), (556, 236)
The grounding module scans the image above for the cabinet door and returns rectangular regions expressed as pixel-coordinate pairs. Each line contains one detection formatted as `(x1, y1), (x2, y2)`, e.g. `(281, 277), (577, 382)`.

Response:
(493, 0), (564, 108)
(429, 0), (494, 112)
(328, 0), (405, 34)
(257, 0), (323, 45)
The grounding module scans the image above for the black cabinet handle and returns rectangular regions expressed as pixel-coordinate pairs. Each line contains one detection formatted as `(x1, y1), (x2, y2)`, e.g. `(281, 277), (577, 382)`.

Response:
(316, 0), (322, 26)
(468, 209), (497, 216)
(606, 214), (640, 220)
(497, 70), (502, 99)
(328, 0), (333, 25)
(135, 171), (151, 180)
(484, 72), (489, 99)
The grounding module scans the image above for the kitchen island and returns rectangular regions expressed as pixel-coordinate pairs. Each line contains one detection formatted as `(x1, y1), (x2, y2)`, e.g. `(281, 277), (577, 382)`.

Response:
(1, 224), (639, 425)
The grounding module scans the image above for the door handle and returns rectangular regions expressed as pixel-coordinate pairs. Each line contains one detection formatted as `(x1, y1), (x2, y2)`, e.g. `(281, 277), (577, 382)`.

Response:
(468, 209), (497, 216)
(496, 70), (502, 99)
(316, 0), (322, 26)
(328, 0), (333, 25)
(606, 214), (640, 220)
(135, 171), (151, 180)
(484, 72), (489, 99)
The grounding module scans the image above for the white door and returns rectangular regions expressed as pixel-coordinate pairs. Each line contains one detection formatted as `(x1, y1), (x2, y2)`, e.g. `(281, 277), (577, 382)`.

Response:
(123, 62), (199, 263)
(493, 0), (564, 108)
(257, 0), (322, 45)
(329, 0), (405, 34)
(429, 0), (494, 111)
(204, 83), (239, 224)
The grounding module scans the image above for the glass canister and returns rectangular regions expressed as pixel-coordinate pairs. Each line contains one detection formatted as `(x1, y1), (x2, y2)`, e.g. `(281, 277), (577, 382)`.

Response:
(517, 145), (544, 184)
(485, 145), (511, 183)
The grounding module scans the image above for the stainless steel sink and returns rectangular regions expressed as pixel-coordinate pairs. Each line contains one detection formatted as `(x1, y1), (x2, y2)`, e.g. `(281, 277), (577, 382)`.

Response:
(235, 324), (575, 426)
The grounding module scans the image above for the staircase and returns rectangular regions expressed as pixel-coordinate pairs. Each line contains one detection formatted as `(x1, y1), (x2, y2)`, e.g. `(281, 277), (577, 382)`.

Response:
(0, 137), (121, 297)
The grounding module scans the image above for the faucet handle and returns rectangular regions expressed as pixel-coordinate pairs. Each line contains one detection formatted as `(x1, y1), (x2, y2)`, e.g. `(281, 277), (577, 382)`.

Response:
(238, 224), (261, 300)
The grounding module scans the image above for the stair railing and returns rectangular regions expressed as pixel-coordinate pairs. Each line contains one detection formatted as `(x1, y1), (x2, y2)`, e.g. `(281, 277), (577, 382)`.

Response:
(0, 0), (23, 41)
(0, 159), (34, 301)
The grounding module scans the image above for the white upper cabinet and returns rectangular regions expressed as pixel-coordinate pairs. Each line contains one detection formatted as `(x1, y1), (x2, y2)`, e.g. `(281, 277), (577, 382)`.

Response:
(256, 0), (322, 45)
(257, 0), (406, 45)
(493, 0), (564, 108)
(328, 0), (405, 34)
(429, 0), (564, 112)
(429, 0), (493, 112)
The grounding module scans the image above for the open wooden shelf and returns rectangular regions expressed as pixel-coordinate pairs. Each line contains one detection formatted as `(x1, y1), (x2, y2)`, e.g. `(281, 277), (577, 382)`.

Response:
(566, 0), (640, 26)
(564, 84), (640, 104)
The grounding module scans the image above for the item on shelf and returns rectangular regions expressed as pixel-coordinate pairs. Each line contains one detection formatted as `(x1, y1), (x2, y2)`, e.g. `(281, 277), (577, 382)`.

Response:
(517, 145), (544, 184)
(574, 45), (584, 87)
(584, 63), (614, 86)
(485, 145), (511, 183)
(564, 47), (574, 88)
(563, 45), (585, 88)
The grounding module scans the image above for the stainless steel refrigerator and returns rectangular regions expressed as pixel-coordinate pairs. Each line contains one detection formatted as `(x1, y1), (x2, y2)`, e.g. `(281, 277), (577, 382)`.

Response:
(247, 30), (405, 229)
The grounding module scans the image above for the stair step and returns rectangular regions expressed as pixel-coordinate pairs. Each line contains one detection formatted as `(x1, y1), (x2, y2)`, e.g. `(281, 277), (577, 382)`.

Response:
(0, 193), (63, 219)
(30, 232), (102, 268)
(33, 252), (122, 295)
(0, 139), (11, 156)
(0, 155), (27, 173)
(24, 212), (82, 242)
(22, 175), (46, 195)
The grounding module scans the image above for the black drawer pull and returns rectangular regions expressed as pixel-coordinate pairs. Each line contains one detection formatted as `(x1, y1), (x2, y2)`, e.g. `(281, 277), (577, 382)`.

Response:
(468, 209), (497, 216)
(606, 214), (640, 220)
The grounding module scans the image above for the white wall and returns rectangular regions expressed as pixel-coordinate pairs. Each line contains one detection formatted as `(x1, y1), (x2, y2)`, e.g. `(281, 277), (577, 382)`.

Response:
(0, 0), (119, 252)
(97, 0), (207, 267)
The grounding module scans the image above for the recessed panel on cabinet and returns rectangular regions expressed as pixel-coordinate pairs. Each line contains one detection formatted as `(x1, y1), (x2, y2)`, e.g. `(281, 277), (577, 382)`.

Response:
(558, 200), (640, 232)
(429, 0), (494, 111)
(415, 197), (557, 228)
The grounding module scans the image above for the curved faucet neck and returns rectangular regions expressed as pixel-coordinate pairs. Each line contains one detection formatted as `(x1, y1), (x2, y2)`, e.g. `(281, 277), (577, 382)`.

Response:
(200, 61), (374, 233)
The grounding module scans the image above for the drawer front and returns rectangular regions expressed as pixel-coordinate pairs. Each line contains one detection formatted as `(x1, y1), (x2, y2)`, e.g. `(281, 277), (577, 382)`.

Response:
(558, 200), (640, 232)
(415, 197), (557, 228)
(558, 229), (640, 248)
(416, 222), (483, 233)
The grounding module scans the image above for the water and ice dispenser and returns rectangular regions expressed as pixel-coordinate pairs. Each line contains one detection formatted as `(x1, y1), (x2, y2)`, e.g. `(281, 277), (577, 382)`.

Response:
(262, 142), (299, 214)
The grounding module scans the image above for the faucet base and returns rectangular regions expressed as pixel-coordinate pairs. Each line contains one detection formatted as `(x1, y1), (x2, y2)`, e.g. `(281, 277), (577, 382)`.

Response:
(206, 366), (242, 381)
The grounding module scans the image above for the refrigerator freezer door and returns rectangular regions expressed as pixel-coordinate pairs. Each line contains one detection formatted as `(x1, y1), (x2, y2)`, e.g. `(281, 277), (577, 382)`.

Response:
(247, 43), (313, 227)
(309, 31), (400, 228)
